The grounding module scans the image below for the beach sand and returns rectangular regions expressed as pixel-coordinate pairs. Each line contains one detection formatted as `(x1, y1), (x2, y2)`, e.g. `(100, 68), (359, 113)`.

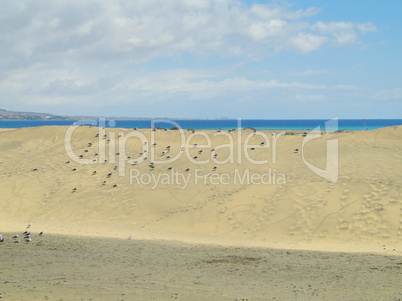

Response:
(0, 125), (401, 300)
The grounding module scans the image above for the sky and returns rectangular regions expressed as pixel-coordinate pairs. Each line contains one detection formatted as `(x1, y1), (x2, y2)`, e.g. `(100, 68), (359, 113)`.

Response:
(0, 0), (401, 119)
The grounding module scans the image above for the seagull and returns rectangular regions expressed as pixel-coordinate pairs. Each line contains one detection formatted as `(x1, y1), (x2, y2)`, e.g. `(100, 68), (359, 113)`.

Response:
(128, 234), (132, 240)
(25, 238), (31, 243)
(23, 230), (31, 235)
(0, 236), (3, 243)
(12, 235), (18, 239)
(27, 223), (32, 229)
(39, 231), (44, 236)
(14, 240), (20, 243)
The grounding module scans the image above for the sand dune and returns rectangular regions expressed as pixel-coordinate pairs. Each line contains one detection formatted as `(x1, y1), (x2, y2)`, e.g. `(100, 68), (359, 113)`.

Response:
(0, 125), (401, 253)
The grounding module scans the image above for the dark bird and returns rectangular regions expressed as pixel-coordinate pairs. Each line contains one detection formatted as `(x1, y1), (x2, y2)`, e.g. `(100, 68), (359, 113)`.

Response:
(39, 231), (44, 236)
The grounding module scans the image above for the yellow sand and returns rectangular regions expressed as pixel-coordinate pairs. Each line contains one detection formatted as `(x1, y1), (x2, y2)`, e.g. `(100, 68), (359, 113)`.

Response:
(0, 125), (401, 254)
(1, 125), (402, 300)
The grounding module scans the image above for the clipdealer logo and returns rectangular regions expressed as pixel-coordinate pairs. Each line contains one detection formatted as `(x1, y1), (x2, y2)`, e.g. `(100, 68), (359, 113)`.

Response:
(64, 117), (339, 186)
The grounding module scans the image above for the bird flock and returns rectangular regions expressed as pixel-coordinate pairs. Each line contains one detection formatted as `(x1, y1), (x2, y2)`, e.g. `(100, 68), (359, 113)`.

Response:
(59, 128), (239, 193)
(32, 127), (298, 194)
(0, 223), (44, 244)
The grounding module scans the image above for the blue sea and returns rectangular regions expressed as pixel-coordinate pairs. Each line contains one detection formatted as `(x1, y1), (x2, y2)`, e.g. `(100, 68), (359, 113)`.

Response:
(1, 119), (402, 131)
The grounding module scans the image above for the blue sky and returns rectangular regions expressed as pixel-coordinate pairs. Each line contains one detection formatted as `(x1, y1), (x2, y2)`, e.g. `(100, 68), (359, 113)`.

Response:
(0, 0), (401, 118)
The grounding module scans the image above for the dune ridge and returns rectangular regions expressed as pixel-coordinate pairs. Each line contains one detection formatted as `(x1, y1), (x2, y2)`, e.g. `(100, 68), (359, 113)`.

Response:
(0, 125), (401, 253)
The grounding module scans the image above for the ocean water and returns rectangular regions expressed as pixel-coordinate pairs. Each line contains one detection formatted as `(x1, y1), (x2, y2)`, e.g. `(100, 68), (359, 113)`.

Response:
(1, 119), (402, 131)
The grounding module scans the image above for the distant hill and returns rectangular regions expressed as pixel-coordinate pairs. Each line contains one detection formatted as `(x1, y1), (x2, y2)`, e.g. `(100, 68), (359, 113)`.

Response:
(0, 109), (69, 120)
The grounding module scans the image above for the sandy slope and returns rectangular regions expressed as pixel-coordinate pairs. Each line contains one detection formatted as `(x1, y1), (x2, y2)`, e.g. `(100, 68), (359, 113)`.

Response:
(0, 125), (401, 253)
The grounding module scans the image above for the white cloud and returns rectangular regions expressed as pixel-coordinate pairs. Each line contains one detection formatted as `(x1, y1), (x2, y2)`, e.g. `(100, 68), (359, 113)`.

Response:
(373, 88), (402, 101)
(297, 69), (329, 76)
(0, 0), (379, 115)
(0, 0), (376, 65)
